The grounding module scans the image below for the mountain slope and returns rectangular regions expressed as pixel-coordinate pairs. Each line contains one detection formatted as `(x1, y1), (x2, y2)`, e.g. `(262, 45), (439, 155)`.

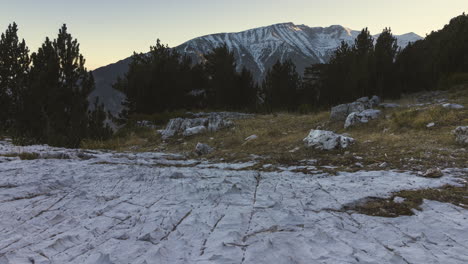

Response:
(91, 23), (422, 115)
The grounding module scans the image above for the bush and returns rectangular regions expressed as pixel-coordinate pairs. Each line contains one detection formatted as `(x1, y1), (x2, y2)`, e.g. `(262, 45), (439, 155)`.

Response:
(438, 72), (468, 89)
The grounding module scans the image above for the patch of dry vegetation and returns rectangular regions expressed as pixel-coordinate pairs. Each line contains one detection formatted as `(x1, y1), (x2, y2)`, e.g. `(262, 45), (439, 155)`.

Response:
(81, 127), (162, 151)
(1, 152), (40, 160)
(81, 86), (468, 172)
(344, 184), (468, 217)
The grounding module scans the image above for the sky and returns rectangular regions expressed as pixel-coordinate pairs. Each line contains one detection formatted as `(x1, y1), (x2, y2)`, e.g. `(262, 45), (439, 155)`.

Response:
(1, 0), (466, 70)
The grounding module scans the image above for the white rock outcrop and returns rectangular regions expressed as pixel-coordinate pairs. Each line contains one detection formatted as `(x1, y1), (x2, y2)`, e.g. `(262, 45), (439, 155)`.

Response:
(160, 112), (250, 139)
(330, 96), (380, 121)
(452, 126), (468, 145)
(303, 130), (355, 150)
(344, 109), (382, 129)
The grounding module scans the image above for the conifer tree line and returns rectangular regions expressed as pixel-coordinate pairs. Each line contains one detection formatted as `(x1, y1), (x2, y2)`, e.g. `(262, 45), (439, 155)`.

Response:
(313, 13), (468, 107)
(0, 23), (111, 147)
(118, 14), (468, 119)
(1, 14), (466, 147)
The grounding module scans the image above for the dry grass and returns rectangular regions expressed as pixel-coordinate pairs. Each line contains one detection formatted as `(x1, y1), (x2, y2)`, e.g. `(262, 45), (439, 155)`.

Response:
(81, 127), (163, 151)
(345, 184), (468, 217)
(81, 86), (468, 171)
(1, 152), (40, 160)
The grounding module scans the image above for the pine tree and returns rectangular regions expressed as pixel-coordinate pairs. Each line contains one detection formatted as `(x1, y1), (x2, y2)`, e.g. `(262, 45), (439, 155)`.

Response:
(117, 39), (192, 115)
(0, 23), (30, 131)
(374, 28), (399, 98)
(204, 44), (238, 109)
(263, 59), (301, 111)
(17, 24), (109, 147)
(353, 28), (374, 97)
(236, 67), (258, 109)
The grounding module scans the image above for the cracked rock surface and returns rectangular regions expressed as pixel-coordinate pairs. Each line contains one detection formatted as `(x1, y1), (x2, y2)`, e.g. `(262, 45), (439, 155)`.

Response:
(0, 140), (467, 264)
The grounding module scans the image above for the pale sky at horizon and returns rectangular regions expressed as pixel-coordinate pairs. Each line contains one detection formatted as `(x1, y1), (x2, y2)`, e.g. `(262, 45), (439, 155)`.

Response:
(1, 0), (466, 70)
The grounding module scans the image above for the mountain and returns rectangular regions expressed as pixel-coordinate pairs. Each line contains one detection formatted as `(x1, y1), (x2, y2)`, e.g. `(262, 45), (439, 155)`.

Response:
(90, 23), (422, 115)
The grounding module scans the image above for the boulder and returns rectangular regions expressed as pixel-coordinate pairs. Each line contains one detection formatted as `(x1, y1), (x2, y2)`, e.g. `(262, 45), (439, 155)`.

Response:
(195, 143), (214, 156)
(370, 96), (381, 107)
(183, 126), (207, 137)
(453, 126), (468, 145)
(442, 103), (464, 109)
(344, 109), (382, 129)
(303, 130), (355, 150)
(330, 102), (367, 121)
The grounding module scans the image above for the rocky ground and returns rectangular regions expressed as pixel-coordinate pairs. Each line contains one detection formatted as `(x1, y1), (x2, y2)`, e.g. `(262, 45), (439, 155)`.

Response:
(1, 88), (467, 263)
(0, 140), (467, 264)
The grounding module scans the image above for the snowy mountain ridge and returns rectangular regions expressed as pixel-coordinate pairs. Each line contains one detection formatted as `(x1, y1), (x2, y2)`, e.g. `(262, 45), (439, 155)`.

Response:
(176, 22), (421, 80)
(91, 23), (422, 115)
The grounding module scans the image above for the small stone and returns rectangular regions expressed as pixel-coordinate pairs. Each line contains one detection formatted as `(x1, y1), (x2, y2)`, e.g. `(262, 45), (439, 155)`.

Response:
(393, 197), (406, 204)
(244, 135), (258, 141)
(379, 162), (389, 168)
(426, 122), (435, 128)
(354, 162), (363, 168)
(422, 168), (443, 178)
(442, 103), (464, 109)
(195, 143), (214, 156)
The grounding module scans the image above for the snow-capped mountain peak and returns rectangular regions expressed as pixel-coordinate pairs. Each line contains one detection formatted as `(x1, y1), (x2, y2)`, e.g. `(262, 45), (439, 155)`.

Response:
(176, 23), (421, 81)
(91, 23), (422, 115)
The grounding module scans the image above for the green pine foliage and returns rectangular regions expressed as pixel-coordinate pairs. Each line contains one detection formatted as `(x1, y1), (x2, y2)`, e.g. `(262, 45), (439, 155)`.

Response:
(262, 59), (301, 111)
(0, 23), (30, 131)
(115, 39), (203, 116)
(0, 23), (112, 147)
(117, 42), (258, 117)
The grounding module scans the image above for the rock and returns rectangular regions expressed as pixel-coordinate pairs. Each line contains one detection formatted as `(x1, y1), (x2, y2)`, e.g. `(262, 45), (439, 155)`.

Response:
(379, 162), (389, 168)
(344, 109), (382, 129)
(183, 126), (207, 137)
(453, 126), (468, 145)
(393, 197), (406, 204)
(422, 168), (443, 178)
(379, 103), (400, 108)
(136, 120), (155, 129)
(356, 97), (371, 108)
(244, 135), (258, 141)
(426, 122), (435, 128)
(330, 104), (350, 121)
(354, 162), (364, 168)
(303, 130), (355, 150)
(442, 103), (464, 109)
(195, 143), (213, 156)
(330, 102), (367, 121)
(160, 112), (246, 139)
(370, 96), (381, 107)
